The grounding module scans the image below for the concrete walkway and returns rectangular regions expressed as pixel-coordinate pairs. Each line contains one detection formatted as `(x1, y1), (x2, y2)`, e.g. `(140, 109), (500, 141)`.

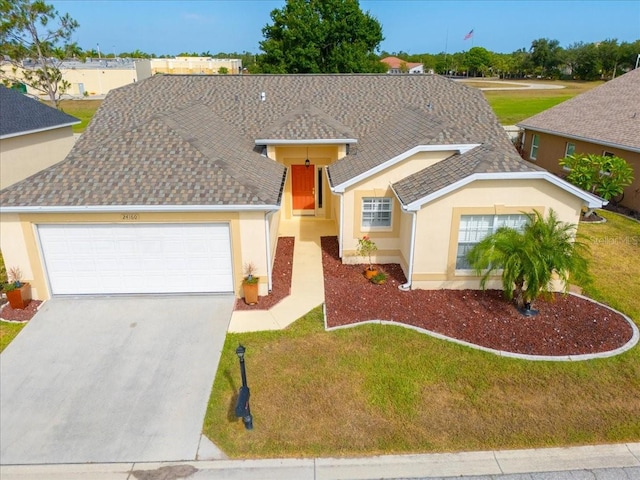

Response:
(228, 217), (336, 333)
(1, 443), (638, 479)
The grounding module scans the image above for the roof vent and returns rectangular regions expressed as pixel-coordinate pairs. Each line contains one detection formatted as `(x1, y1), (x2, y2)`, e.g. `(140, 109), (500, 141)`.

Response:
(260, 91), (266, 102)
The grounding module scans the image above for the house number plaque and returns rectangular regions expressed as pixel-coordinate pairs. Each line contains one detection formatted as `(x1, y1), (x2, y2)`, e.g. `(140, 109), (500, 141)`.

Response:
(121, 214), (140, 221)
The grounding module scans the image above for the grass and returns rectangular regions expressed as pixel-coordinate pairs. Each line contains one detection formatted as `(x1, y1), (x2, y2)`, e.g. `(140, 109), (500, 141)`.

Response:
(479, 80), (604, 125)
(204, 211), (640, 459)
(0, 321), (26, 353)
(47, 99), (103, 133)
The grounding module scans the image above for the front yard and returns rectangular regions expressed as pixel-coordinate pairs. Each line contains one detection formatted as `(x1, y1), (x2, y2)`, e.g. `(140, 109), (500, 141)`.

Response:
(204, 210), (640, 458)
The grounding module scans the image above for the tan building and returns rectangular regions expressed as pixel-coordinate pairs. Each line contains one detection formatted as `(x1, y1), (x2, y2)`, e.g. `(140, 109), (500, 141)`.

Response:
(136, 57), (242, 78)
(0, 86), (79, 190)
(0, 75), (601, 302)
(518, 68), (640, 213)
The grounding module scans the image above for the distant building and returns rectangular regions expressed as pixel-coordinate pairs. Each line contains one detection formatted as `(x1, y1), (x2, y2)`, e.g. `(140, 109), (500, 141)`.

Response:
(380, 56), (424, 74)
(136, 57), (242, 79)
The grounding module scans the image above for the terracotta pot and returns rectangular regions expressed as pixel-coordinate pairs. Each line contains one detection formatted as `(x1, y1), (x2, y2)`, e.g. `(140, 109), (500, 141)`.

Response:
(364, 268), (378, 279)
(243, 280), (259, 305)
(5, 283), (31, 310)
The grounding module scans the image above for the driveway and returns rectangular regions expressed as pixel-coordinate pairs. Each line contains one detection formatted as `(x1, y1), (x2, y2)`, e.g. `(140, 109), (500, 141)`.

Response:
(0, 295), (233, 465)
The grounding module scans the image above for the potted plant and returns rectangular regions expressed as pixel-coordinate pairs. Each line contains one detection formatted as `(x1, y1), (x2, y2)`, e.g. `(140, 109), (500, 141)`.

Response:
(3, 267), (31, 310)
(356, 235), (378, 279)
(242, 262), (259, 305)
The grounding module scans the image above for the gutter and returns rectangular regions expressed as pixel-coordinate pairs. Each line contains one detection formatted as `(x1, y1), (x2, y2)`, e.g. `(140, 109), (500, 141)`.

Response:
(264, 209), (278, 292)
(0, 204), (282, 214)
(389, 183), (417, 291)
(515, 126), (640, 154)
(0, 121), (81, 140)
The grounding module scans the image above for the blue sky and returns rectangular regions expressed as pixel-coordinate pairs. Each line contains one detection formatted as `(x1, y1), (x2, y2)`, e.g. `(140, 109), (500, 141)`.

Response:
(51, 0), (640, 56)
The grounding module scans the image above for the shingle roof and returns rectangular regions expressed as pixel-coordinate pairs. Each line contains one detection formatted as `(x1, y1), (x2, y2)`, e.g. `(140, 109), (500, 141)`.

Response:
(381, 56), (423, 70)
(517, 68), (640, 151)
(1, 74), (524, 208)
(0, 85), (79, 138)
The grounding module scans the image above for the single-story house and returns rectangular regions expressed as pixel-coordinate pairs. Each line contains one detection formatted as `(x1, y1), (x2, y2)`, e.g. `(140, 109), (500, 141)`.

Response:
(0, 86), (79, 189)
(381, 56), (424, 74)
(517, 68), (640, 212)
(0, 74), (603, 301)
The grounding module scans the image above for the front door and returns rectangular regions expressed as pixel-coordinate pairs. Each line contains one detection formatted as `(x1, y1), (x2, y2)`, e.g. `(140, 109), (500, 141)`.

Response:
(291, 164), (315, 215)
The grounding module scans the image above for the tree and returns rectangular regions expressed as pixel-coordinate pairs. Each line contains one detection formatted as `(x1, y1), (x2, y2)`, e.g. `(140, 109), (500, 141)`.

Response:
(529, 38), (563, 78)
(559, 153), (634, 217)
(466, 46), (491, 77)
(0, 0), (79, 108)
(467, 209), (590, 312)
(257, 0), (386, 73)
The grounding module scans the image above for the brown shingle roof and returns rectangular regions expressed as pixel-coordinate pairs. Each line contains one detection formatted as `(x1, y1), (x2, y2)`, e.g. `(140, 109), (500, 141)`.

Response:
(517, 68), (640, 151)
(1, 74), (523, 208)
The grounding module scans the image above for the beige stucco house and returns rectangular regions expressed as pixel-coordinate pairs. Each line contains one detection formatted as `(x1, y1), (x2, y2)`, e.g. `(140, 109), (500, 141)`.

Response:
(518, 68), (640, 213)
(0, 74), (602, 301)
(0, 86), (79, 190)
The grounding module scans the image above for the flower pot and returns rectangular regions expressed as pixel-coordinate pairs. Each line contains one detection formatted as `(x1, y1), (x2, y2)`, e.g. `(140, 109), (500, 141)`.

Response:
(243, 280), (259, 305)
(5, 283), (32, 310)
(364, 268), (378, 279)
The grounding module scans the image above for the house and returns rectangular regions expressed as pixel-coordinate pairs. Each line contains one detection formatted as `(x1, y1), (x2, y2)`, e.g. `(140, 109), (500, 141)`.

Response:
(381, 56), (424, 74)
(0, 74), (602, 301)
(0, 86), (79, 189)
(517, 68), (640, 212)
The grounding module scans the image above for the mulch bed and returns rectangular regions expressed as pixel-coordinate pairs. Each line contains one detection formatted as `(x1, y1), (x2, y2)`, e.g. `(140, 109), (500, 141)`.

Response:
(0, 300), (43, 323)
(320, 236), (634, 357)
(234, 237), (295, 311)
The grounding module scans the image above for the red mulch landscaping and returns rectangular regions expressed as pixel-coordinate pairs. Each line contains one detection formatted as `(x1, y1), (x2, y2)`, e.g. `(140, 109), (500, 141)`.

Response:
(234, 237), (295, 311)
(0, 300), (43, 322)
(320, 236), (634, 357)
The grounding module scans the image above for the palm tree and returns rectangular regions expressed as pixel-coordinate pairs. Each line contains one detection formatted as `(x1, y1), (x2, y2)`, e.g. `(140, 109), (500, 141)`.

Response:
(466, 209), (591, 313)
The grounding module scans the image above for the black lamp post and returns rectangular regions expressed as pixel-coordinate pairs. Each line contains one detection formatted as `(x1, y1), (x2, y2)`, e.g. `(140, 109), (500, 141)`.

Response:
(234, 344), (253, 430)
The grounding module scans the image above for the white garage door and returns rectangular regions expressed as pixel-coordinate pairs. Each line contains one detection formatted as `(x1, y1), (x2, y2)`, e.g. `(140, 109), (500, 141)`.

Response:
(37, 224), (233, 295)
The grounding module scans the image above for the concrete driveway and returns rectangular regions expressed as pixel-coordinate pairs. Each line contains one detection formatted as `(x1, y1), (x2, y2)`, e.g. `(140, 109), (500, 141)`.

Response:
(0, 295), (233, 465)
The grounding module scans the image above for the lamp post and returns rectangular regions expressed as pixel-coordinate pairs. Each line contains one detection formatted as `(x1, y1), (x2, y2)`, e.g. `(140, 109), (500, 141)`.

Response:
(234, 344), (253, 430)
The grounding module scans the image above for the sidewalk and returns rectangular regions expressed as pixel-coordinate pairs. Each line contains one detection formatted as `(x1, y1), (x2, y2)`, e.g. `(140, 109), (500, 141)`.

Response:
(1, 443), (638, 479)
(228, 217), (336, 333)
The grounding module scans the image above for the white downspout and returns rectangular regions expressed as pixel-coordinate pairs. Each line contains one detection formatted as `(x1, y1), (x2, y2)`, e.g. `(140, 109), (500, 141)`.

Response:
(399, 208), (417, 291)
(338, 192), (345, 258)
(264, 209), (277, 292)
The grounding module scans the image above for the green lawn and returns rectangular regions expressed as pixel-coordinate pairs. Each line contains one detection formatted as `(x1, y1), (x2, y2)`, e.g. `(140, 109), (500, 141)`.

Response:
(50, 99), (103, 133)
(0, 321), (26, 353)
(204, 211), (640, 459)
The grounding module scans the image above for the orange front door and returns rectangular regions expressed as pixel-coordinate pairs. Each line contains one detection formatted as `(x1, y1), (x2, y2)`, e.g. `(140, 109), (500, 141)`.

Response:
(291, 164), (315, 212)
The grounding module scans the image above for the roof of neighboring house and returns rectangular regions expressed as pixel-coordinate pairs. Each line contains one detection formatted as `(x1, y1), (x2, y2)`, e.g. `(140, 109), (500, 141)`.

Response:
(380, 56), (423, 70)
(517, 68), (640, 152)
(0, 85), (80, 139)
(0, 74), (536, 209)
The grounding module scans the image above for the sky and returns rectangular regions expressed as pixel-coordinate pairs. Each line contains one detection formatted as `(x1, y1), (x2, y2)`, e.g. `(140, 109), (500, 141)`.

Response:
(50, 0), (640, 56)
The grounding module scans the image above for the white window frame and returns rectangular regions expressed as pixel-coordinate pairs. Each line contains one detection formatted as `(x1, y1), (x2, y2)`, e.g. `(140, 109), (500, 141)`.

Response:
(530, 134), (540, 160)
(456, 214), (528, 271)
(362, 197), (392, 229)
(565, 142), (575, 157)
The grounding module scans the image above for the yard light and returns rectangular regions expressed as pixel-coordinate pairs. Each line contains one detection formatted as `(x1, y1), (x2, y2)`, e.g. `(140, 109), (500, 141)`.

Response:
(234, 344), (253, 430)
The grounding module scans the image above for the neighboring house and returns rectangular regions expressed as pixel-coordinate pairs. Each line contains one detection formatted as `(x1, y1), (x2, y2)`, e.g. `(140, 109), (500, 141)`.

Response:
(381, 56), (424, 74)
(0, 86), (80, 189)
(0, 74), (602, 301)
(518, 68), (640, 212)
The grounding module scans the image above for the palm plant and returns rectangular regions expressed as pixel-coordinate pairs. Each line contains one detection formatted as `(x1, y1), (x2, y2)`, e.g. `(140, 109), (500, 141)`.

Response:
(466, 209), (591, 312)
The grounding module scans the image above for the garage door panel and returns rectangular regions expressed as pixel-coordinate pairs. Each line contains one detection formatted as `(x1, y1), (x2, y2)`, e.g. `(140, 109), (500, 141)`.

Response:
(38, 224), (233, 295)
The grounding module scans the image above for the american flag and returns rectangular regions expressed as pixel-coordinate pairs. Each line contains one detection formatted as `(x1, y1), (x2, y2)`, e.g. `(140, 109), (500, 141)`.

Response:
(464, 29), (474, 40)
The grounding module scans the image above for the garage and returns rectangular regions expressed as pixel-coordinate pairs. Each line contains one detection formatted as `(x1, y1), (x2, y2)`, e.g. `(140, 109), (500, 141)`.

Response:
(37, 223), (233, 295)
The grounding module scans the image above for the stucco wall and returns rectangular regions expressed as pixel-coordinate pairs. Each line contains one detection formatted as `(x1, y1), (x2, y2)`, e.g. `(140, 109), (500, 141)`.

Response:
(0, 211), (271, 300)
(410, 178), (584, 290)
(0, 127), (76, 189)
(60, 68), (138, 96)
(522, 129), (640, 212)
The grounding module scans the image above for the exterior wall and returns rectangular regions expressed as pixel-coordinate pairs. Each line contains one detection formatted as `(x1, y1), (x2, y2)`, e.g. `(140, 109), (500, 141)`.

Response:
(0, 211), (271, 300)
(273, 145), (340, 220)
(341, 150), (457, 264)
(521, 129), (640, 212)
(138, 58), (242, 76)
(60, 68), (137, 96)
(410, 178), (585, 291)
(0, 127), (77, 189)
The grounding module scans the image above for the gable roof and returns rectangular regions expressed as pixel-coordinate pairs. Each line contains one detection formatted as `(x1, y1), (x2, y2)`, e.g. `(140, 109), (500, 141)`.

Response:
(517, 68), (640, 153)
(0, 85), (80, 139)
(380, 56), (423, 70)
(1, 74), (532, 210)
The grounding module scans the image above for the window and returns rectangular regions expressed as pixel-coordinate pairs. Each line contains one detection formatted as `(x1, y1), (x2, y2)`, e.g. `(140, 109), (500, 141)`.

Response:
(362, 198), (392, 228)
(565, 142), (575, 156)
(603, 151), (615, 157)
(530, 134), (539, 160)
(456, 214), (528, 270)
